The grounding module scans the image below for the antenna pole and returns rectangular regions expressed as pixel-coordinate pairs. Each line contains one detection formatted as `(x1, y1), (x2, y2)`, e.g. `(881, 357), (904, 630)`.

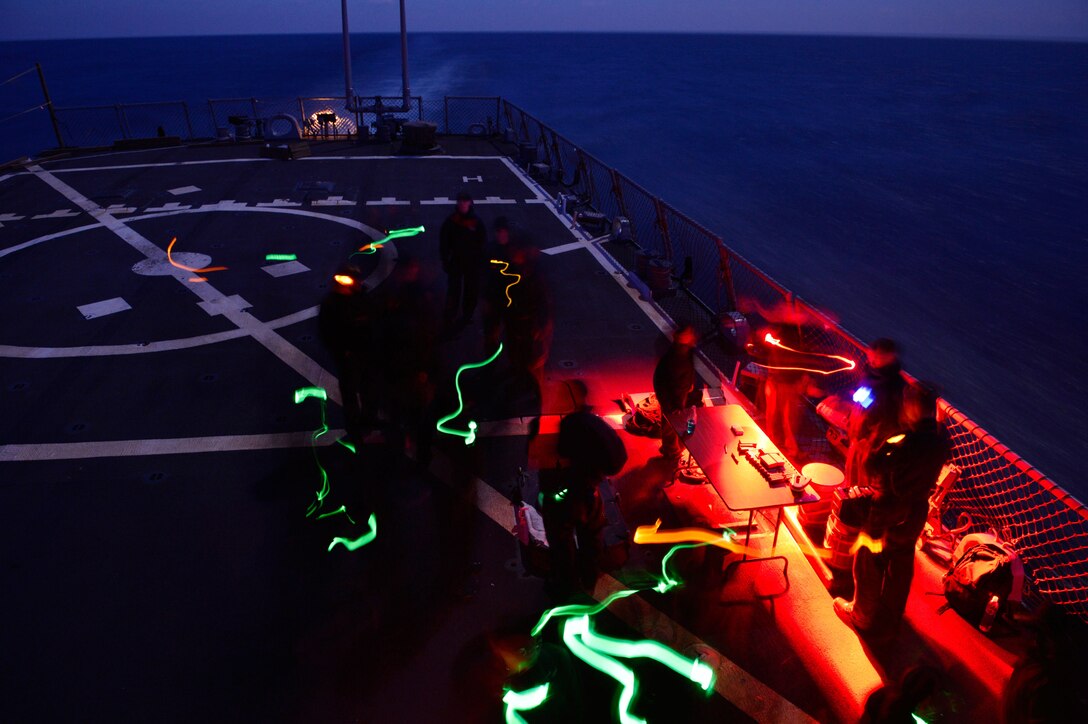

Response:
(341, 0), (356, 106)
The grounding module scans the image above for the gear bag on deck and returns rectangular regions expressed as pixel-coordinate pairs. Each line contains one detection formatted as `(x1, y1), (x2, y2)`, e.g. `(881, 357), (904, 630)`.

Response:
(941, 532), (1025, 633)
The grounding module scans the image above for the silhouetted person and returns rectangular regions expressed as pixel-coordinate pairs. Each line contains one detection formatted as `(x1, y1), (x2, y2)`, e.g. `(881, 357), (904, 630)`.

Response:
(378, 254), (439, 462)
(318, 264), (378, 444)
(653, 324), (698, 465)
(482, 216), (513, 353)
(503, 239), (552, 397)
(440, 191), (486, 325)
(846, 338), (907, 488)
(541, 381), (627, 593)
(835, 383), (950, 640)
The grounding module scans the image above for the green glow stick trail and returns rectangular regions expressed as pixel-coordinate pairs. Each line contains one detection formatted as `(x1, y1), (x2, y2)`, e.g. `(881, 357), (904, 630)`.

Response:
(316, 505), (356, 525)
(531, 587), (639, 636)
(294, 386), (331, 516)
(575, 615), (715, 693)
(328, 513), (378, 551)
(352, 225), (426, 256)
(265, 253), (297, 261)
(436, 343), (503, 445)
(563, 617), (645, 724)
(502, 683), (550, 724)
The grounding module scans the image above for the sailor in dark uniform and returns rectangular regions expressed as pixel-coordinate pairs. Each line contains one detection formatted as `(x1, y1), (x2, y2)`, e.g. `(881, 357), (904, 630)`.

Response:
(835, 382), (950, 640)
(440, 191), (487, 325)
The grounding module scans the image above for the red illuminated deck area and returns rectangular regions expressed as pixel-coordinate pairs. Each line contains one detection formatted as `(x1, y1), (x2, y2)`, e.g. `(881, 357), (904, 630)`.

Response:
(0, 137), (1037, 722)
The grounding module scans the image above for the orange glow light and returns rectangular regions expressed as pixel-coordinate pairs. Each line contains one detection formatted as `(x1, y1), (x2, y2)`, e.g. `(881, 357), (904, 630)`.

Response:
(489, 259), (521, 307)
(166, 237), (227, 282)
(633, 519), (759, 556)
(849, 531), (885, 555)
(333, 274), (355, 287)
(755, 332), (857, 376)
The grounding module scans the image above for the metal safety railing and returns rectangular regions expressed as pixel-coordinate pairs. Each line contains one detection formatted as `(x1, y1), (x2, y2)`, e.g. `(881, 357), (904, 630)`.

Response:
(499, 98), (1088, 623)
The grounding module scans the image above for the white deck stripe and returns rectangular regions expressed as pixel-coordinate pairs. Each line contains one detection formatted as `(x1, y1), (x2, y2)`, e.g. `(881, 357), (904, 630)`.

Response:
(0, 430), (346, 462)
(77, 297), (131, 320)
(25, 164), (343, 405)
(426, 450), (813, 723)
(0, 306), (318, 359)
(44, 155), (507, 174)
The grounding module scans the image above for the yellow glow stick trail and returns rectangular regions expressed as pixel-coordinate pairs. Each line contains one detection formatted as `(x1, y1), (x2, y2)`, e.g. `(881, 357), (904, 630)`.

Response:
(490, 259), (521, 307)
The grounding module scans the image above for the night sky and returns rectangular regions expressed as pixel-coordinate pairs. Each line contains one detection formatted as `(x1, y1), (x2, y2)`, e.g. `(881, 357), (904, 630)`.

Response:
(3, 0), (1087, 40)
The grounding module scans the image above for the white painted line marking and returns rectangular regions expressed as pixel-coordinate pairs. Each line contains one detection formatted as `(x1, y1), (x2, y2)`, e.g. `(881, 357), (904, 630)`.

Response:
(25, 164), (344, 405)
(0, 213), (26, 222)
(197, 200), (247, 211)
(145, 201), (191, 213)
(31, 209), (80, 219)
(77, 297), (131, 320)
(541, 234), (610, 256)
(197, 294), (252, 316)
(476, 196), (517, 205)
(424, 450), (814, 723)
(0, 306), (319, 358)
(463, 175), (483, 182)
(255, 199), (302, 207)
(168, 185), (201, 196)
(102, 204), (136, 214)
(262, 260), (310, 278)
(365, 197), (411, 206)
(523, 198), (548, 204)
(44, 155), (506, 174)
(420, 196), (453, 206)
(312, 195), (356, 206)
(0, 430), (347, 462)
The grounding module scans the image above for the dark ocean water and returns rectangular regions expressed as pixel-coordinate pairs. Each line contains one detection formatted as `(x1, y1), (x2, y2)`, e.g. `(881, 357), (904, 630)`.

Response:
(2, 33), (1086, 494)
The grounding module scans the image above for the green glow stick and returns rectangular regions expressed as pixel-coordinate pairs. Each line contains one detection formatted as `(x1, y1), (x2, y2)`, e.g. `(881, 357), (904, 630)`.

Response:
(912, 715), (926, 724)
(435, 343), (503, 445)
(502, 683), (550, 724)
(336, 438), (356, 454)
(316, 504), (356, 525)
(294, 386), (331, 516)
(575, 615), (716, 693)
(531, 587), (639, 637)
(563, 617), (645, 724)
(265, 253), (297, 261)
(351, 225), (426, 256)
(294, 386), (327, 404)
(653, 534), (733, 593)
(328, 513), (378, 551)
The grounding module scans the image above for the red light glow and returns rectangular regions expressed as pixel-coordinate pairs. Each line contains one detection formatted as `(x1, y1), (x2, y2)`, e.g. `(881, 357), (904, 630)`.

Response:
(333, 274), (355, 287)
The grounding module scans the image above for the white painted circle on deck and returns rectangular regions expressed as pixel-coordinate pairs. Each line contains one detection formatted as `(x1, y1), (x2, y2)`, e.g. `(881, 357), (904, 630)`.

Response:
(132, 253), (213, 276)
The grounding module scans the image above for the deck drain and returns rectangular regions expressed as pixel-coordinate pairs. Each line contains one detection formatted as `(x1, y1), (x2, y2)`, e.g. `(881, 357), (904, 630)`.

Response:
(200, 373), (219, 383)
(299, 334), (313, 342)
(66, 422), (87, 433)
(8, 381), (29, 392)
(628, 323), (644, 331)
(210, 243), (224, 249)
(85, 249), (99, 256)
(143, 471), (167, 483)
(595, 270), (608, 276)
(329, 240), (342, 246)
(558, 359), (578, 369)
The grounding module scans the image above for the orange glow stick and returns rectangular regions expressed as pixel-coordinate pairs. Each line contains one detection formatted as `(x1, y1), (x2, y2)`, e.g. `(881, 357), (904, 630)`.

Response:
(166, 237), (228, 282)
(633, 519), (760, 557)
(490, 259), (521, 307)
(753, 332), (857, 376)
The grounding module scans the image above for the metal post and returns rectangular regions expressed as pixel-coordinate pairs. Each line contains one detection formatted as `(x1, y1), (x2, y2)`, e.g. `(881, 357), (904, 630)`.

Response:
(250, 97), (259, 119)
(182, 102), (194, 139)
(208, 100), (218, 132)
(35, 63), (64, 148)
(444, 97), (449, 134)
(115, 105), (129, 139)
(341, 0), (355, 105)
(399, 0), (411, 103)
(654, 197), (672, 261)
(718, 243), (738, 312)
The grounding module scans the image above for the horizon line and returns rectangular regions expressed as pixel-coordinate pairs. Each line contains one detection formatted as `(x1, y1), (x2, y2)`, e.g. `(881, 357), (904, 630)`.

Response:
(3, 29), (1087, 43)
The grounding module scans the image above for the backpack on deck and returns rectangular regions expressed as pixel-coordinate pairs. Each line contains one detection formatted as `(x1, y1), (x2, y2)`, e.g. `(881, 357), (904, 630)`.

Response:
(621, 393), (663, 438)
(941, 532), (1024, 632)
